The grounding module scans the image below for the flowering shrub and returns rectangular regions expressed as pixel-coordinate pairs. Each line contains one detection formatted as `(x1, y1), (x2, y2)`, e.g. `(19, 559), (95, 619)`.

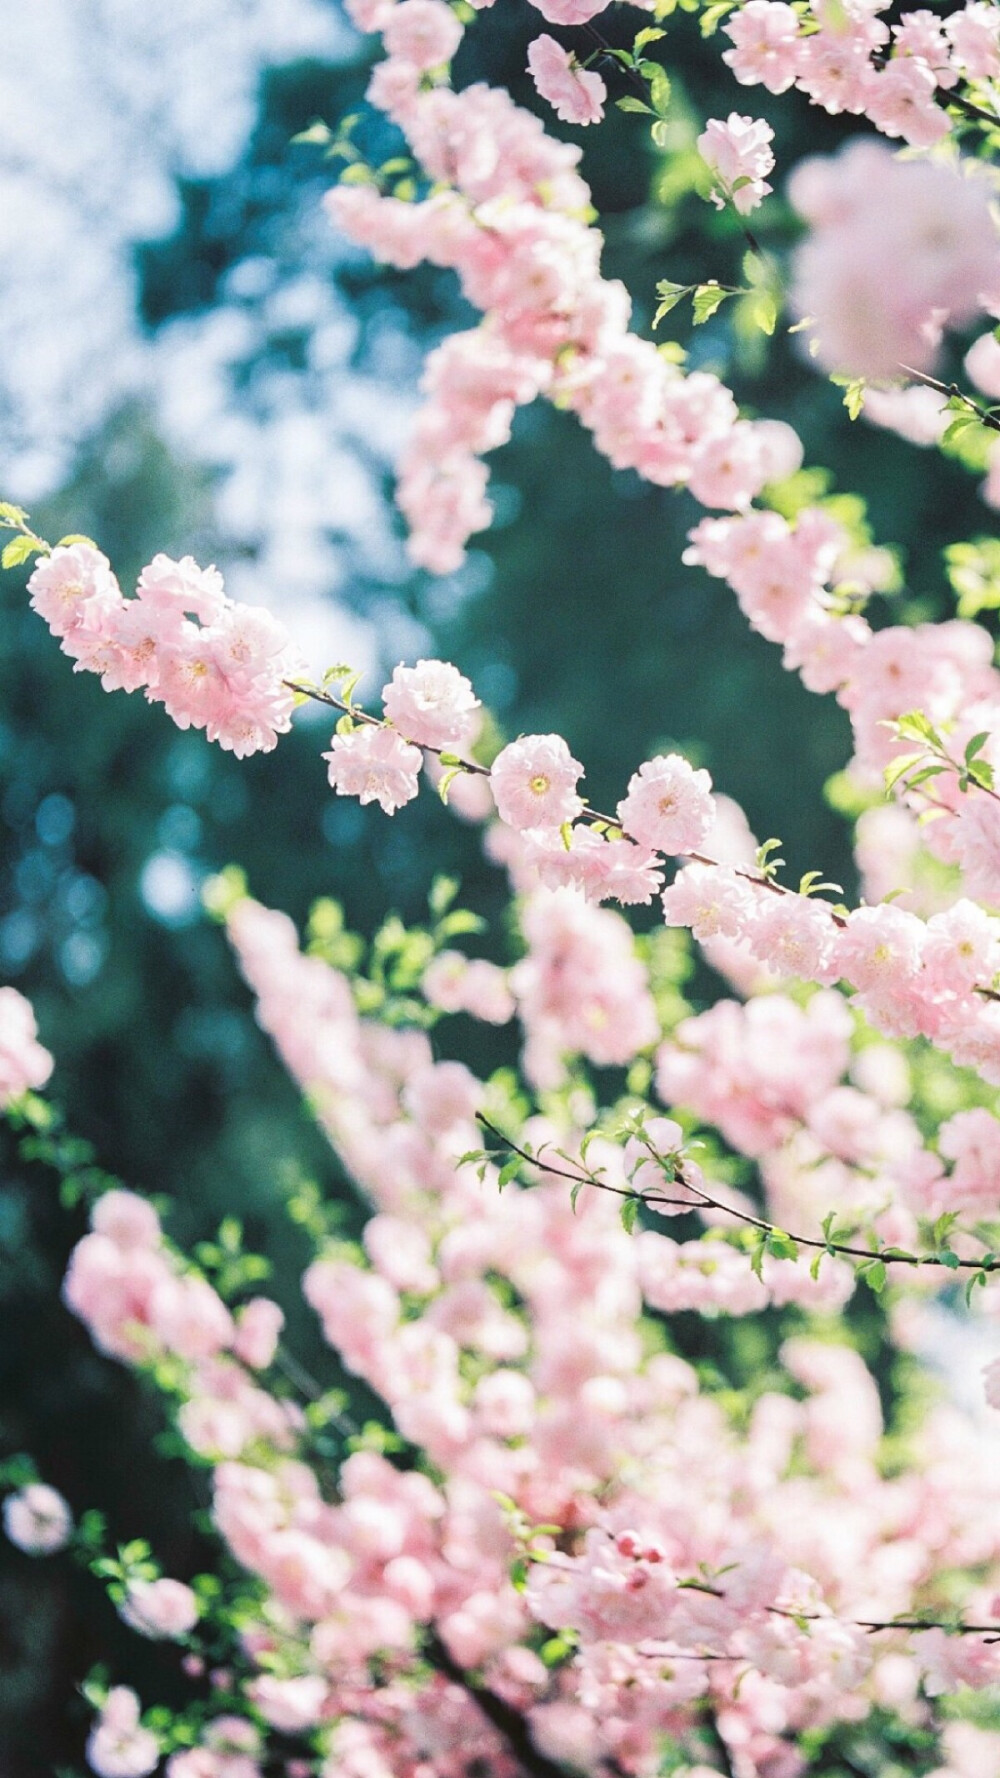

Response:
(7, 0), (1000, 1773)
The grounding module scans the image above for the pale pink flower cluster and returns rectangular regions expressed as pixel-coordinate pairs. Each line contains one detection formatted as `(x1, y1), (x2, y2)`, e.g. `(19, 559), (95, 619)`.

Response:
(527, 34), (606, 126)
(788, 140), (1000, 378)
(63, 1189), (296, 1460)
(325, 723), (424, 815)
(0, 985), (54, 1106)
(722, 0), (1000, 147)
(2, 1481), (73, 1555)
(511, 887), (660, 1084)
(423, 950), (516, 1024)
(52, 885), (1000, 1776)
(119, 1577), (200, 1641)
(27, 547), (301, 757)
(696, 113), (775, 215)
(617, 753), (715, 856)
(326, 66), (800, 577)
(86, 1688), (159, 1778)
(382, 658), (481, 752)
(165, 1716), (262, 1778)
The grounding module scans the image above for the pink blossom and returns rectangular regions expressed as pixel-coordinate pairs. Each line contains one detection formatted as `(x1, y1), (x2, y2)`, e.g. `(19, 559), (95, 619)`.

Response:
(616, 754), (714, 856)
(790, 143), (1000, 379)
(947, 2), (1000, 79)
(382, 658), (480, 751)
(743, 895), (840, 983)
(91, 1191), (161, 1251)
(950, 795), (1000, 903)
(722, 1), (801, 92)
(697, 113), (775, 214)
(531, 0), (613, 22)
(233, 1298), (285, 1370)
(121, 1577), (200, 1640)
(27, 542), (121, 639)
(965, 331), (1000, 401)
(661, 862), (755, 941)
(382, 0), (463, 69)
(3, 1482), (73, 1554)
(527, 36), (606, 127)
(489, 734), (584, 831)
(86, 1689), (159, 1778)
(423, 951), (515, 1023)
(0, 986), (54, 1105)
(247, 1673), (330, 1731)
(149, 1274), (234, 1362)
(324, 724), (423, 814)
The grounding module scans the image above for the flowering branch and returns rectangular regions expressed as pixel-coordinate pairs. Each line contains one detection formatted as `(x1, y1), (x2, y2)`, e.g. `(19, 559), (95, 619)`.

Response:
(474, 1115), (1000, 1286)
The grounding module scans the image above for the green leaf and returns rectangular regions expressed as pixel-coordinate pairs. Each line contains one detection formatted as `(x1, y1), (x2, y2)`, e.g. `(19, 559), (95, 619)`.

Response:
(56, 534), (98, 548)
(700, 0), (734, 32)
(753, 288), (778, 337)
(616, 95), (654, 114)
(966, 1270), (989, 1305)
(429, 874), (459, 917)
(437, 766), (463, 804)
(691, 283), (729, 325)
(653, 280), (689, 327)
(765, 1228), (798, 1262)
(836, 377), (867, 421)
(646, 64), (672, 115)
(1, 534), (42, 570)
(860, 1257), (887, 1294)
(497, 1157), (521, 1191)
(938, 1250), (961, 1270)
(620, 1196), (640, 1234)
(292, 120), (333, 145)
(633, 25), (666, 49)
(883, 750), (926, 794)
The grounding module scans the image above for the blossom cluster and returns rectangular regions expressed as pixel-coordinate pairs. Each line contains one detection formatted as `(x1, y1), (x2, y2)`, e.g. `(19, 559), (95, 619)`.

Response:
(720, 0), (1000, 147)
(26, 883), (1000, 1778)
(0, 985), (53, 1107)
(26, 546), (301, 757)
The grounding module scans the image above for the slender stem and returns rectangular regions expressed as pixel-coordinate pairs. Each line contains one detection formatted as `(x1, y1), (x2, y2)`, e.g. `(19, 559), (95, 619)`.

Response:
(424, 1634), (577, 1778)
(475, 1115), (1000, 1276)
(288, 681), (848, 924)
(899, 365), (1000, 439)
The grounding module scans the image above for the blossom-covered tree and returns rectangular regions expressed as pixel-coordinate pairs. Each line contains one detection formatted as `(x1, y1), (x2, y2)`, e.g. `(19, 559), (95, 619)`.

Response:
(7, 0), (1000, 1773)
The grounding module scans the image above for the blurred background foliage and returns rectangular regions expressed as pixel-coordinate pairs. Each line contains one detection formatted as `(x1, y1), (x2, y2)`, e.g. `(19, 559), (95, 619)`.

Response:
(0, 0), (994, 1767)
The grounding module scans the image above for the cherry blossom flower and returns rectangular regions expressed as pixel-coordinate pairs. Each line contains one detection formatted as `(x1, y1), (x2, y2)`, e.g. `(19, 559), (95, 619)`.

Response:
(527, 35), (606, 126)
(324, 724), (423, 814)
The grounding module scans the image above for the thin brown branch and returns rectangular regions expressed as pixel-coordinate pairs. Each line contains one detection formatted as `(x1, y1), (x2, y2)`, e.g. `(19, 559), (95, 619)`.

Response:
(475, 1115), (1000, 1277)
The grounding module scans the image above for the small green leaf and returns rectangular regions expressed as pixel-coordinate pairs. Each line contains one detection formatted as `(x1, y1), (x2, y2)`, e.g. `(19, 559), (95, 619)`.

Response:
(1, 534), (42, 570)
(753, 288), (778, 337)
(765, 1228), (798, 1262)
(620, 1196), (640, 1234)
(860, 1257), (887, 1294)
(616, 95), (654, 114)
(292, 120), (333, 145)
(691, 283), (729, 325)
(883, 750), (927, 794)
